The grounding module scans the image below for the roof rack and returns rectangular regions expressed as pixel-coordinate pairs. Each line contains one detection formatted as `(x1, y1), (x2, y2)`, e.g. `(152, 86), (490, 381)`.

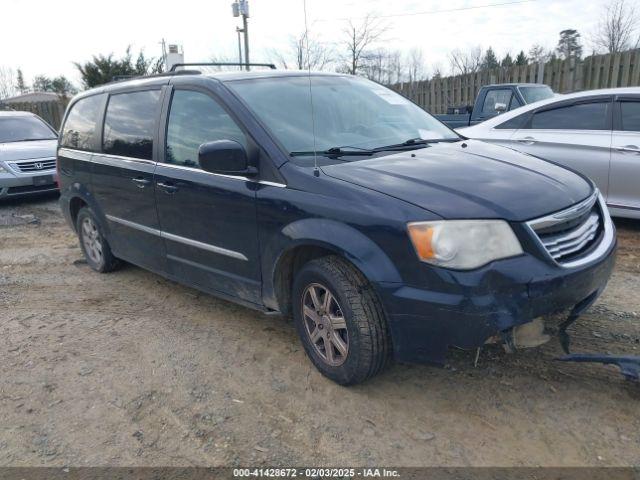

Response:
(169, 62), (277, 72)
(110, 69), (202, 83)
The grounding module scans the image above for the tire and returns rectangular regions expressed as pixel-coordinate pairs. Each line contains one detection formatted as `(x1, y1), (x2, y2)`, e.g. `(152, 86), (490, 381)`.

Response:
(292, 255), (390, 385)
(76, 207), (120, 273)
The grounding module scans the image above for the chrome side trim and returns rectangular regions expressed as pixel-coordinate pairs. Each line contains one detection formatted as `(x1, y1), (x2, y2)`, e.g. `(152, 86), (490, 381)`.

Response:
(92, 153), (155, 170)
(257, 180), (287, 188)
(105, 214), (161, 236)
(157, 162), (250, 181)
(527, 190), (599, 230)
(161, 231), (248, 261)
(58, 148), (93, 161)
(105, 214), (248, 261)
(156, 162), (287, 187)
(57, 147), (287, 187)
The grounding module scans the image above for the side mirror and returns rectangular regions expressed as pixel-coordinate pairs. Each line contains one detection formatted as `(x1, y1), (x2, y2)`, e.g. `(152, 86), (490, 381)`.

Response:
(494, 102), (507, 113)
(198, 140), (257, 176)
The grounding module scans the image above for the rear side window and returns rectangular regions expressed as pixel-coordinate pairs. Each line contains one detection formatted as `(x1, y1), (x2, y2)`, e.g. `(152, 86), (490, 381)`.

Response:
(61, 94), (104, 150)
(481, 89), (513, 115)
(165, 90), (247, 168)
(103, 90), (161, 160)
(529, 102), (610, 130)
(620, 101), (640, 131)
(495, 112), (530, 130)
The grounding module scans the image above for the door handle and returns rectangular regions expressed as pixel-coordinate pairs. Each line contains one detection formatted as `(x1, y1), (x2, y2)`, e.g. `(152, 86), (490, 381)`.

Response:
(614, 145), (640, 154)
(517, 136), (537, 145)
(156, 181), (178, 194)
(131, 177), (151, 188)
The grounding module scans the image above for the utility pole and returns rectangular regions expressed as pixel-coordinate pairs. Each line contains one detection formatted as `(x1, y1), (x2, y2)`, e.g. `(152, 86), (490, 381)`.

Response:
(236, 27), (243, 69)
(232, 0), (250, 70)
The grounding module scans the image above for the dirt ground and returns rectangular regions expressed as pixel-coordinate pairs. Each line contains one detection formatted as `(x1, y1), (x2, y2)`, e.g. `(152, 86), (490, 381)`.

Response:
(0, 194), (638, 467)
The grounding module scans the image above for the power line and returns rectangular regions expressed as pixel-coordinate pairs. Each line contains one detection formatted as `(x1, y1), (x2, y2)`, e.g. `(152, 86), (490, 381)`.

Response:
(316, 0), (539, 22)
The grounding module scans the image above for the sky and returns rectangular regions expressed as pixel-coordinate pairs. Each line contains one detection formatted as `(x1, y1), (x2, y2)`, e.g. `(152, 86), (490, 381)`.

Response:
(0, 0), (605, 87)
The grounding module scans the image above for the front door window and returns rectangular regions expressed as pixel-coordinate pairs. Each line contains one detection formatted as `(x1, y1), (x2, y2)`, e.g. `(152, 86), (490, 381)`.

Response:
(165, 90), (247, 168)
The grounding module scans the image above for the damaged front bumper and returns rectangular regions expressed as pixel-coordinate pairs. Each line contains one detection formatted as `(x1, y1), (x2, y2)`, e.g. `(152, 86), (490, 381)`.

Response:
(377, 229), (618, 368)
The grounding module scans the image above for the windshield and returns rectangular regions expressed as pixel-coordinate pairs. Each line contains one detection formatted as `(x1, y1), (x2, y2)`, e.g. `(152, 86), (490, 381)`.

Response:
(518, 85), (554, 104)
(227, 75), (458, 159)
(0, 116), (57, 143)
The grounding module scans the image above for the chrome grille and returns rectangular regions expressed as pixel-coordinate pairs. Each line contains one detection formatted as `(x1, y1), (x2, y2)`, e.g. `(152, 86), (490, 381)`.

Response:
(538, 211), (600, 261)
(13, 158), (57, 172)
(528, 191), (605, 265)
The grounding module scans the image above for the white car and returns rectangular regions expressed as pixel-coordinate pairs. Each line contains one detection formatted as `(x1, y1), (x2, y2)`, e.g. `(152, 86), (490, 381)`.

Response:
(0, 111), (58, 199)
(458, 87), (640, 219)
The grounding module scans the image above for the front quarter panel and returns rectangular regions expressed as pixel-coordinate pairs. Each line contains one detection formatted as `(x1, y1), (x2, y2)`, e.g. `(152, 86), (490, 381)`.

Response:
(257, 163), (440, 311)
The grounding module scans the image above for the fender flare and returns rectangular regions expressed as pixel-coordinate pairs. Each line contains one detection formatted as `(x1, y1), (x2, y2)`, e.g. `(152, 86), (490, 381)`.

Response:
(62, 183), (109, 234)
(262, 218), (402, 310)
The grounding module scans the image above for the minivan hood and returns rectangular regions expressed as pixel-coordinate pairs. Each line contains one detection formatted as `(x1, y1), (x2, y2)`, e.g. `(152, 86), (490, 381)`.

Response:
(0, 139), (57, 162)
(321, 140), (592, 221)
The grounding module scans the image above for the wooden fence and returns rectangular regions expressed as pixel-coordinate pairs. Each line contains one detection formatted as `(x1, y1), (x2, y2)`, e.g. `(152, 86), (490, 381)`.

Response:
(0, 99), (68, 130)
(391, 49), (640, 114)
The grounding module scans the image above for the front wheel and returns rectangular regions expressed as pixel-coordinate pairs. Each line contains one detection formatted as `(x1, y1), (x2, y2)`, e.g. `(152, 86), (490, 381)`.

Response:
(292, 256), (390, 385)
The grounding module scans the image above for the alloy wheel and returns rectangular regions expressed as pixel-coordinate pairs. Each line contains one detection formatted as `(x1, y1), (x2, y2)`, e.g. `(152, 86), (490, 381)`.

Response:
(81, 217), (103, 265)
(301, 283), (349, 366)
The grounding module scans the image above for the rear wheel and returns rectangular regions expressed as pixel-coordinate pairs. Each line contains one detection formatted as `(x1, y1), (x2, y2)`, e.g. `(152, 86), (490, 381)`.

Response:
(292, 256), (390, 385)
(76, 207), (120, 273)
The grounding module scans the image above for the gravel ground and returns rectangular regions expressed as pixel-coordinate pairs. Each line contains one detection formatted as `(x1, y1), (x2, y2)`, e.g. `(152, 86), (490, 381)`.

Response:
(0, 194), (639, 467)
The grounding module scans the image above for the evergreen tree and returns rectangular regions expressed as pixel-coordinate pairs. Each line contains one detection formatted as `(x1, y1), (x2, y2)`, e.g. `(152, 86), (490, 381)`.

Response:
(556, 29), (583, 60)
(75, 47), (164, 89)
(482, 47), (499, 69)
(32, 75), (53, 92)
(15, 69), (28, 93)
(51, 76), (77, 96)
(31, 75), (77, 96)
(515, 50), (528, 65)
(501, 53), (514, 67)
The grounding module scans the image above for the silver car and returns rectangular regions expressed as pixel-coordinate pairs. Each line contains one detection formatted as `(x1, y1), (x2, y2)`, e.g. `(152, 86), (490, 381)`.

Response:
(458, 87), (640, 219)
(0, 111), (58, 199)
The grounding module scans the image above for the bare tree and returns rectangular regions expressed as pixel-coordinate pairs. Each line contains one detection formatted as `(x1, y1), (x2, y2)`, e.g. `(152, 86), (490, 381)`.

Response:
(364, 49), (397, 84)
(361, 49), (388, 83)
(528, 44), (552, 63)
(385, 50), (403, 85)
(342, 14), (388, 75)
(208, 54), (242, 71)
(430, 62), (443, 79)
(591, 0), (639, 53)
(271, 31), (333, 71)
(357, 47), (429, 86)
(448, 46), (483, 75)
(406, 48), (427, 84)
(0, 67), (17, 99)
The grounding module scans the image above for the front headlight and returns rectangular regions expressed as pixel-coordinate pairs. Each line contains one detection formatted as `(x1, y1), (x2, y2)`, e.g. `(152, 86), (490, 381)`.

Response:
(407, 220), (523, 270)
(0, 164), (8, 173)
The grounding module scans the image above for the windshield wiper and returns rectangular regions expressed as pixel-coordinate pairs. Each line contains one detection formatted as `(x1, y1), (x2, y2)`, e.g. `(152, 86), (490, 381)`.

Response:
(289, 138), (459, 158)
(290, 146), (375, 157)
(372, 137), (458, 151)
(13, 138), (55, 142)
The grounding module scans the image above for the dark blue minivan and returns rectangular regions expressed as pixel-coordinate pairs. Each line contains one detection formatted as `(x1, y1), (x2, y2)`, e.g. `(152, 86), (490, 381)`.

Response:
(57, 69), (616, 385)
